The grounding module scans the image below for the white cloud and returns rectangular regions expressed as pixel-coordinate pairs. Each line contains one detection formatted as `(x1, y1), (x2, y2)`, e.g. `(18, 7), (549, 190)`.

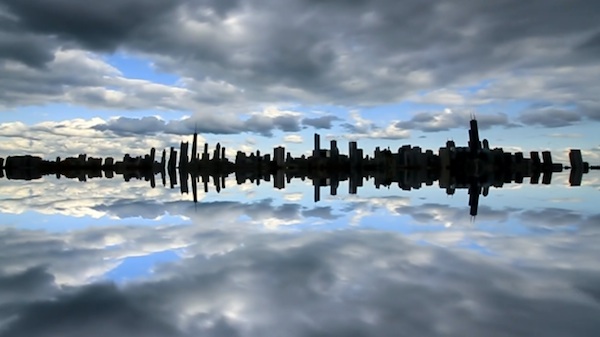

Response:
(283, 134), (303, 143)
(0, 117), (203, 158)
(283, 193), (304, 202)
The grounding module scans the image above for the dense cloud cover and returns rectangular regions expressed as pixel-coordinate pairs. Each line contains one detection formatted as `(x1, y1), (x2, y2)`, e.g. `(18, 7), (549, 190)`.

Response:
(1, 174), (600, 335)
(1, 217), (600, 336)
(1, 0), (599, 133)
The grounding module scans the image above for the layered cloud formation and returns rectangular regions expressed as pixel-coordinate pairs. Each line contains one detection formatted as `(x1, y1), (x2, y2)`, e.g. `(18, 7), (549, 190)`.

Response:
(1, 206), (600, 336)
(1, 168), (599, 335)
(1, 0), (599, 134)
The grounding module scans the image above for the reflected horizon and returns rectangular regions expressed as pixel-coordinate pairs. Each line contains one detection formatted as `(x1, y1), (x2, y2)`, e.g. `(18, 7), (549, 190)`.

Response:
(2, 119), (599, 218)
(2, 158), (598, 218)
(1, 170), (599, 336)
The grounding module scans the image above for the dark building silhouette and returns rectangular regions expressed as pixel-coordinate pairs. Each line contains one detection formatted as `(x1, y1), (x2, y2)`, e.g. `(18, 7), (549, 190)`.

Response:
(2, 119), (596, 216)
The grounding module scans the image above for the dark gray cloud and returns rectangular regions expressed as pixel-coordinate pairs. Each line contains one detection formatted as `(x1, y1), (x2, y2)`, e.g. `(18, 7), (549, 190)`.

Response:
(0, 30), (56, 68)
(2, 228), (600, 337)
(95, 198), (342, 226)
(94, 116), (301, 137)
(1, 0), (599, 120)
(519, 108), (582, 128)
(301, 206), (338, 220)
(518, 207), (583, 228)
(93, 116), (166, 136)
(395, 111), (512, 132)
(2, 282), (179, 337)
(94, 114), (340, 136)
(0, 266), (57, 305)
(302, 115), (342, 129)
(0, 0), (182, 53)
(580, 101), (600, 121)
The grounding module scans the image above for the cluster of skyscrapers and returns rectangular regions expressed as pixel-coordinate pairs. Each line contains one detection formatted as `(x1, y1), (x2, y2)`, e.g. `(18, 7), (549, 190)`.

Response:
(0, 119), (596, 215)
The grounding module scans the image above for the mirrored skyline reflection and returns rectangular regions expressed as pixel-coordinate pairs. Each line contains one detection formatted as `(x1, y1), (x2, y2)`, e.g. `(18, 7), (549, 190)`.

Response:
(0, 172), (599, 336)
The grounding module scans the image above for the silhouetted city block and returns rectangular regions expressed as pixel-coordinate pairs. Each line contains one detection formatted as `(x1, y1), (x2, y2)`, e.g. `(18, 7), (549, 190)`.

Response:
(2, 119), (597, 216)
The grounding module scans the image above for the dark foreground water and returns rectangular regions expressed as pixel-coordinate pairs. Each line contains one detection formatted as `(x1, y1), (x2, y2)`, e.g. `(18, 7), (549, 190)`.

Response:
(0, 172), (599, 336)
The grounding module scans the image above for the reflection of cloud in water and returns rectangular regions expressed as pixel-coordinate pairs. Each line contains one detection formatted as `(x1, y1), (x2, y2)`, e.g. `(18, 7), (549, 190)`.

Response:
(1, 229), (599, 336)
(94, 199), (343, 230)
(341, 196), (410, 226)
(302, 206), (337, 220)
(0, 179), (189, 218)
(284, 193), (303, 202)
(518, 207), (582, 228)
(394, 203), (511, 227)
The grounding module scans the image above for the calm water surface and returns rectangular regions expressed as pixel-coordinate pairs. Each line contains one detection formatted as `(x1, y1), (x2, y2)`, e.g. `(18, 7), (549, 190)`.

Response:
(0, 172), (599, 336)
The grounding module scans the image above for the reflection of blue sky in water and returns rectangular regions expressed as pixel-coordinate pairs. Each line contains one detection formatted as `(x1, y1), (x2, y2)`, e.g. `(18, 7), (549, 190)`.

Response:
(0, 172), (599, 335)
(105, 250), (181, 283)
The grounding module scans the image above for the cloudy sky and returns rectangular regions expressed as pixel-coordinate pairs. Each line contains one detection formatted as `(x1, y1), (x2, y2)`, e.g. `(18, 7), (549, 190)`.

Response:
(2, 2), (600, 333)
(0, 0), (599, 161)
(1, 174), (600, 336)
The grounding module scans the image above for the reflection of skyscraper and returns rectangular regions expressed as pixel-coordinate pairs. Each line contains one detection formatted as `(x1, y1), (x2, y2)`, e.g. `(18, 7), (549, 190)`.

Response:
(274, 170), (285, 189)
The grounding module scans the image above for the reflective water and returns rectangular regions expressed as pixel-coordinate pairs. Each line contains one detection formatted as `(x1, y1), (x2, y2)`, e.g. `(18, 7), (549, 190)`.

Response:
(1, 172), (599, 336)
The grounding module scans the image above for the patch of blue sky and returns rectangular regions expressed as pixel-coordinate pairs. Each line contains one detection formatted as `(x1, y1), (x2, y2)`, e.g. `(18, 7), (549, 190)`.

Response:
(205, 182), (283, 202)
(456, 240), (497, 256)
(301, 104), (351, 115)
(361, 101), (444, 117)
(204, 134), (257, 151)
(461, 79), (495, 93)
(475, 217), (532, 236)
(105, 250), (181, 283)
(476, 100), (530, 117)
(491, 180), (596, 212)
(0, 104), (96, 124)
(0, 211), (99, 232)
(470, 127), (595, 153)
(292, 215), (354, 231)
(104, 53), (180, 86)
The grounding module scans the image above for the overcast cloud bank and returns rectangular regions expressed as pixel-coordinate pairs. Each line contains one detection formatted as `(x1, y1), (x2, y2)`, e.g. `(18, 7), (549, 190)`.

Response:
(1, 0), (599, 132)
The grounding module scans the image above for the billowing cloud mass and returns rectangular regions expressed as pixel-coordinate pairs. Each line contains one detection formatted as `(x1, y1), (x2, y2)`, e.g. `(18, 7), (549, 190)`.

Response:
(396, 109), (513, 132)
(519, 107), (582, 128)
(0, 0), (599, 131)
(1, 210), (600, 336)
(0, 119), (188, 158)
(1, 165), (599, 336)
(0, 110), (342, 157)
(96, 113), (305, 137)
(302, 115), (342, 129)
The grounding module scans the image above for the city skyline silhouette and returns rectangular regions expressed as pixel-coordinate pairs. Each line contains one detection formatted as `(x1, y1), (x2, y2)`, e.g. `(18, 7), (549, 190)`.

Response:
(2, 119), (596, 216)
